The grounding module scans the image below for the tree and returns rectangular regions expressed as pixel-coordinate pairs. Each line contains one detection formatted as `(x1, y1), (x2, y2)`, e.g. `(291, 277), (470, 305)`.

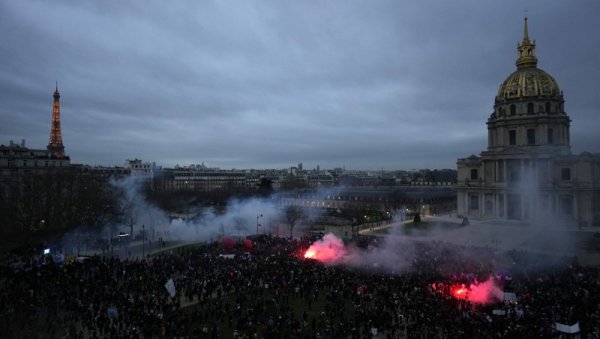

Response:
(1, 169), (125, 234)
(256, 177), (274, 197)
(280, 175), (308, 191)
(285, 205), (306, 238)
(389, 189), (409, 211)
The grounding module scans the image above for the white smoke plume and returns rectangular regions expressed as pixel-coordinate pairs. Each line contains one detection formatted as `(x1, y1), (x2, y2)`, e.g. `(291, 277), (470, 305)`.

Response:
(108, 177), (363, 243)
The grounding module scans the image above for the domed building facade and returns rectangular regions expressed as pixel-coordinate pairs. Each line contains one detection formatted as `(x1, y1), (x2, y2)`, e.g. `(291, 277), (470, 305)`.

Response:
(457, 18), (600, 226)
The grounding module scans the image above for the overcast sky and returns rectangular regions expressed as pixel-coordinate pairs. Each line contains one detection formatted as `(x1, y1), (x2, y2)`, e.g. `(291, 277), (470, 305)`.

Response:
(1, 1), (599, 170)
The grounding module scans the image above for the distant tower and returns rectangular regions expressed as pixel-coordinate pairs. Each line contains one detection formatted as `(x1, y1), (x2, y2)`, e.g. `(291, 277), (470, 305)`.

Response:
(47, 83), (66, 157)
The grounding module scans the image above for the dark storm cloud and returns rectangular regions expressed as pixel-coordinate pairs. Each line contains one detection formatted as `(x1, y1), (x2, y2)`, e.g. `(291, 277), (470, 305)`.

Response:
(1, 0), (599, 170)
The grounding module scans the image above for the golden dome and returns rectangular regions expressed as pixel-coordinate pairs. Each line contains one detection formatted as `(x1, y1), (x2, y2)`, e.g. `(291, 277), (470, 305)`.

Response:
(496, 67), (560, 101)
(495, 17), (561, 102)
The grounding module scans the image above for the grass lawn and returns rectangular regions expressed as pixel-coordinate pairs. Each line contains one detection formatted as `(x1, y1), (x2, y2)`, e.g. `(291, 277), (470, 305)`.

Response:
(404, 220), (463, 231)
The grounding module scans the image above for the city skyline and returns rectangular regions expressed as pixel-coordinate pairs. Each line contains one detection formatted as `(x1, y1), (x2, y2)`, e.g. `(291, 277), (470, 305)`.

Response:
(1, 1), (599, 170)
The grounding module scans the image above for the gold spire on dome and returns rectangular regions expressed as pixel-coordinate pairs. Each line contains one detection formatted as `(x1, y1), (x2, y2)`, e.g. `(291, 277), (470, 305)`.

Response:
(516, 16), (538, 69)
(523, 15), (530, 42)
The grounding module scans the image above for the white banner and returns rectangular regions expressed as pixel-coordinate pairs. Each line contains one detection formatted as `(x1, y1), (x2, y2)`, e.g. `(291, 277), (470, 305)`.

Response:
(165, 278), (176, 298)
(492, 309), (506, 316)
(555, 322), (580, 334)
(503, 292), (517, 302)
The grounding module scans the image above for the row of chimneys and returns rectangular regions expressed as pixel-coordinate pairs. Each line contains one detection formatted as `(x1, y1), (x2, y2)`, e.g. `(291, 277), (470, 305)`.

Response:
(8, 139), (26, 148)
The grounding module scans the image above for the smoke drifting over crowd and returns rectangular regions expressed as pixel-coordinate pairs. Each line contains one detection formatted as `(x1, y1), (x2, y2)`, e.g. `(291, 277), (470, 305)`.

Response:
(44, 171), (596, 338)
(302, 229), (429, 274)
(302, 231), (512, 305)
(444, 278), (504, 305)
(304, 233), (346, 263)
(504, 166), (579, 261)
(56, 166), (584, 279)
(56, 176), (325, 255)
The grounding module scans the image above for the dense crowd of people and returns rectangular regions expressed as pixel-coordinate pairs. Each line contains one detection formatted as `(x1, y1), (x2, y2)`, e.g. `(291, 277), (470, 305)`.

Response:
(1, 234), (599, 338)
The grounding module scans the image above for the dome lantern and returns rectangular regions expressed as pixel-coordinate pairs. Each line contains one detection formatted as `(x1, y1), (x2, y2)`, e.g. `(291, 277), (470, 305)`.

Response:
(516, 17), (538, 69)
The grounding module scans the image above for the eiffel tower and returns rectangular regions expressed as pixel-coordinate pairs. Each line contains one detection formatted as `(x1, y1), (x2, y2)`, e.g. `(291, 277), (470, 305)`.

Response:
(47, 83), (67, 158)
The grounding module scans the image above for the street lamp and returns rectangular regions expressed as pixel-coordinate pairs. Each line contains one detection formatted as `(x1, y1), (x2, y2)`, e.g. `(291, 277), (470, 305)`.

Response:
(256, 214), (263, 235)
(152, 216), (156, 241)
(142, 224), (145, 257)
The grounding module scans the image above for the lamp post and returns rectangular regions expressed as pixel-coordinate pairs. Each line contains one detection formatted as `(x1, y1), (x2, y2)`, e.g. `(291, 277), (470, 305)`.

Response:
(130, 214), (134, 242)
(142, 224), (145, 257)
(256, 214), (263, 235)
(151, 210), (155, 241)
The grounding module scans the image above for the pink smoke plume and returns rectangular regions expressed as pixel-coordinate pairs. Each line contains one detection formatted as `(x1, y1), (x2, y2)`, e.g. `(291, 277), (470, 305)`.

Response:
(445, 277), (503, 304)
(304, 233), (346, 264)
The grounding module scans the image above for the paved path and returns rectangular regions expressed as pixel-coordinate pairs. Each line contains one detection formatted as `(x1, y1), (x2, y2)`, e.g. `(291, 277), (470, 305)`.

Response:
(80, 239), (194, 260)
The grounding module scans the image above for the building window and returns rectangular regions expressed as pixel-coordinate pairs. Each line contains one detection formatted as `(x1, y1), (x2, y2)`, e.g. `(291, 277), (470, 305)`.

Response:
(469, 194), (479, 210)
(547, 128), (554, 144)
(546, 102), (551, 113)
(527, 103), (534, 114)
(510, 104), (516, 116)
(561, 167), (571, 181)
(527, 129), (536, 145)
(509, 130), (516, 145)
(470, 169), (478, 180)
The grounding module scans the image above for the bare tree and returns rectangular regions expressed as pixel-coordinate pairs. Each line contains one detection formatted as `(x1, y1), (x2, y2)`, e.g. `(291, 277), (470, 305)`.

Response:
(285, 205), (306, 238)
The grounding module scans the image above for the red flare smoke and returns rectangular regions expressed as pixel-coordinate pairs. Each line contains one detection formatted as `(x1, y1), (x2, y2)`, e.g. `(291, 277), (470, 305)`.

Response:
(222, 236), (235, 252)
(303, 233), (346, 264)
(304, 249), (317, 259)
(243, 239), (254, 251)
(452, 286), (468, 299)
(436, 277), (503, 304)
